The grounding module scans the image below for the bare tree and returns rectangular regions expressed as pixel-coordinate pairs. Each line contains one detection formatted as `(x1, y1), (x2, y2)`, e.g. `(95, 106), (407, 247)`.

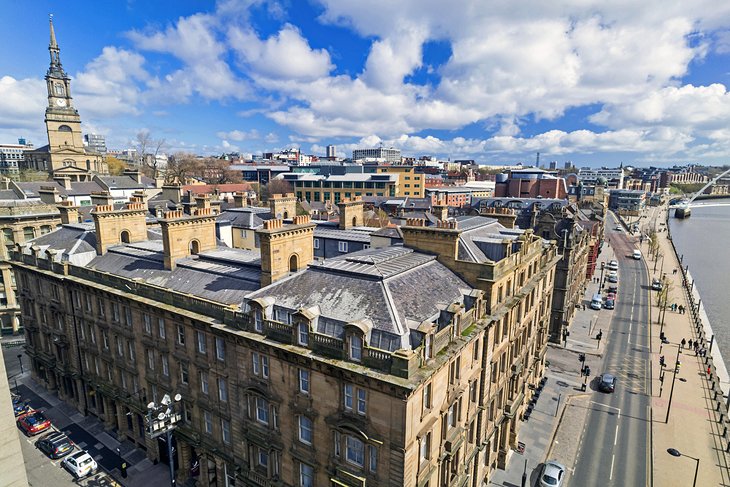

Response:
(260, 179), (293, 202)
(165, 152), (203, 184)
(135, 130), (167, 178)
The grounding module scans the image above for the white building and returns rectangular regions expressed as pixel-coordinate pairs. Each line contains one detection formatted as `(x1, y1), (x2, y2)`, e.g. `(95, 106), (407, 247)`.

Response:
(577, 167), (625, 189)
(0, 140), (34, 176)
(352, 147), (401, 163)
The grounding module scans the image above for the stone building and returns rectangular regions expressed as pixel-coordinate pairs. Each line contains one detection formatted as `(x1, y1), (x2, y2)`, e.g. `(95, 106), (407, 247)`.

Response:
(11, 194), (558, 486)
(23, 17), (107, 180)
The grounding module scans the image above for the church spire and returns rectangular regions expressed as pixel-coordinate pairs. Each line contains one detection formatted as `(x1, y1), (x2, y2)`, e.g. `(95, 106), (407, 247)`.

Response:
(47, 14), (66, 78)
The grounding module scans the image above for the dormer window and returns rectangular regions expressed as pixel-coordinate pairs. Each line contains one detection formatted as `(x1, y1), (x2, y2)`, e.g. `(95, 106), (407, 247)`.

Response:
(298, 323), (309, 346)
(349, 335), (362, 362)
(254, 310), (263, 332)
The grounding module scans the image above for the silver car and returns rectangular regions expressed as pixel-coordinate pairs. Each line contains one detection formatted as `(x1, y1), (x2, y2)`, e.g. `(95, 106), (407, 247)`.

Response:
(540, 460), (566, 487)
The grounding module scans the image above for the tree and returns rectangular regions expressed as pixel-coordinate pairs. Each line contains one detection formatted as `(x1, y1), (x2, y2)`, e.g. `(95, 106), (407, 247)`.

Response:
(165, 152), (203, 184)
(136, 130), (167, 178)
(364, 208), (390, 228)
(105, 156), (127, 175)
(260, 179), (293, 202)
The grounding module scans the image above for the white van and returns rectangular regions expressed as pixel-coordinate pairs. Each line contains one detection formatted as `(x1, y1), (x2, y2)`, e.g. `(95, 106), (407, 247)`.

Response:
(590, 293), (603, 310)
(633, 249), (642, 260)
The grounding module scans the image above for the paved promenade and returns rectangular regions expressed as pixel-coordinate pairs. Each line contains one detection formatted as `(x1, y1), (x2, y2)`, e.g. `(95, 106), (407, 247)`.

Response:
(646, 204), (730, 486)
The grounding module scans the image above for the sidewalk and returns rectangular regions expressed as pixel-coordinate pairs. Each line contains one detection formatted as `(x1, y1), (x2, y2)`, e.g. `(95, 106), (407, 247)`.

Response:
(16, 372), (172, 487)
(646, 205), (730, 486)
(489, 241), (617, 486)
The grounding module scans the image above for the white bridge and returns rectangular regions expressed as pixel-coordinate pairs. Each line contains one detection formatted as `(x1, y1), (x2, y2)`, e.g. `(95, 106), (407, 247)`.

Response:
(669, 167), (730, 217)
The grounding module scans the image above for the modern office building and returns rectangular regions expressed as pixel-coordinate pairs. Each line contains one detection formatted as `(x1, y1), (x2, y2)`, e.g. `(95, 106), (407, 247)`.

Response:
(326, 145), (336, 159)
(84, 134), (107, 154)
(0, 141), (34, 177)
(283, 172), (401, 202)
(12, 191), (559, 486)
(608, 189), (646, 214)
(577, 167), (625, 189)
(352, 147), (401, 163)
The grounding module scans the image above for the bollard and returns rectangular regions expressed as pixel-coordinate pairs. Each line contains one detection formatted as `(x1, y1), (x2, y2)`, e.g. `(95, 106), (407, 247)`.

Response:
(724, 426), (727, 438)
(717, 402), (722, 412)
(720, 412), (725, 423)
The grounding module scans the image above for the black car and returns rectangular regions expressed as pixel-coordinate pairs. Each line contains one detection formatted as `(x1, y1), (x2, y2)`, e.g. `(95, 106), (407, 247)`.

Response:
(36, 431), (74, 459)
(598, 373), (616, 393)
(607, 285), (618, 295)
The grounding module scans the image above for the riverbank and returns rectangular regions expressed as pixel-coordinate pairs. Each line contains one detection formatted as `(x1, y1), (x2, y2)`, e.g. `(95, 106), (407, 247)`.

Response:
(650, 204), (730, 486)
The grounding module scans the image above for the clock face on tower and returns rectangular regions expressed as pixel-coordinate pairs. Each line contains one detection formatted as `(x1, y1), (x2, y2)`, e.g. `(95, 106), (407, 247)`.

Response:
(56, 98), (66, 107)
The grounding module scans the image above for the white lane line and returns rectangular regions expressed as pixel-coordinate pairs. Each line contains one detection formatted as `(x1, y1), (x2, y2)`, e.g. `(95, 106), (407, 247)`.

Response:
(610, 454), (616, 480)
(614, 423), (619, 446)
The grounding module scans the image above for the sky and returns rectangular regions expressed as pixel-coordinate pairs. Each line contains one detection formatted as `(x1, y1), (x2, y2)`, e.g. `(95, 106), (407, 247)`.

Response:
(3, 0), (730, 167)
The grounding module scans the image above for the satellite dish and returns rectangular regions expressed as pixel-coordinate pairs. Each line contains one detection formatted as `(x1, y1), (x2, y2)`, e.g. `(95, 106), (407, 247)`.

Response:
(174, 394), (182, 402)
(147, 402), (156, 409)
(157, 412), (166, 420)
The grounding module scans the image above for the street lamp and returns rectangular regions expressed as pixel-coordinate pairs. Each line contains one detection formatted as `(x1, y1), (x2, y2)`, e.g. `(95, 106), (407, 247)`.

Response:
(667, 448), (699, 487)
(17, 354), (23, 374)
(665, 344), (682, 424)
(146, 393), (183, 487)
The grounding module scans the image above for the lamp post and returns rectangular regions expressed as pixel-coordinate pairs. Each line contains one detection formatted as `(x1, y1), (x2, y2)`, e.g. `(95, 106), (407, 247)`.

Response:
(17, 354), (23, 374)
(146, 393), (183, 487)
(667, 448), (699, 487)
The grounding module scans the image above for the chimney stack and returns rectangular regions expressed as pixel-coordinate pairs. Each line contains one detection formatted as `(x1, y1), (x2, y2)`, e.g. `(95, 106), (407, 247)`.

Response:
(39, 186), (60, 205)
(162, 184), (183, 204)
(57, 200), (79, 225)
(90, 191), (114, 207)
(338, 196), (364, 229)
(159, 209), (217, 271)
(123, 169), (143, 184)
(195, 194), (211, 211)
(269, 193), (297, 219)
(91, 201), (148, 255)
(257, 215), (315, 286)
(432, 199), (449, 222)
(53, 176), (72, 190)
(233, 192), (248, 208)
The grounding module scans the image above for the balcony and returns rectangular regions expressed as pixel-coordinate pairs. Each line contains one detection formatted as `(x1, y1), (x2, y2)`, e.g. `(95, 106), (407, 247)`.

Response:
(504, 391), (524, 418)
(311, 332), (344, 359)
(363, 347), (392, 372)
(264, 320), (293, 344)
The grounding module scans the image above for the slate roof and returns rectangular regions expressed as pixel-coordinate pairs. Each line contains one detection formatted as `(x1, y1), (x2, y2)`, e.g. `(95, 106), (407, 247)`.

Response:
(96, 175), (150, 190)
(217, 208), (270, 228)
(85, 241), (261, 305)
(246, 246), (471, 338)
(451, 215), (525, 263)
(313, 227), (372, 243)
(16, 181), (105, 198)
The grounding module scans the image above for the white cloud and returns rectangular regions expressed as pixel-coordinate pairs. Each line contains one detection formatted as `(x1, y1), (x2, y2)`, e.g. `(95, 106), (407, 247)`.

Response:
(229, 24), (333, 80)
(217, 129), (260, 141)
(0, 76), (46, 130)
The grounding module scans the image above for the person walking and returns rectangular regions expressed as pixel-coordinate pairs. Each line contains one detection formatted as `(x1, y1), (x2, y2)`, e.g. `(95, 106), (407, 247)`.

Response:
(688, 339), (693, 349)
(681, 338), (686, 350)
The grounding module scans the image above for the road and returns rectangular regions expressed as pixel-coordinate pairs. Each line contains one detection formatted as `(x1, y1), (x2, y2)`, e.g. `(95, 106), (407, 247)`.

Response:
(571, 213), (652, 486)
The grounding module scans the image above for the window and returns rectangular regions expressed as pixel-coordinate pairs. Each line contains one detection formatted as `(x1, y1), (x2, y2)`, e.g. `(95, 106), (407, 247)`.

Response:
(255, 397), (269, 425)
(252, 353), (269, 378)
(200, 371), (209, 395)
(180, 362), (189, 384)
(338, 241), (348, 253)
(369, 445), (377, 472)
(215, 337), (225, 361)
(143, 314), (151, 334)
(203, 411), (213, 434)
(221, 419), (231, 444)
(257, 448), (269, 468)
(124, 306), (133, 326)
(147, 349), (155, 370)
(423, 383), (432, 411)
(299, 463), (314, 487)
(218, 378), (228, 402)
(447, 402), (458, 428)
(298, 369), (310, 394)
(298, 323), (309, 346)
(350, 335), (362, 362)
(334, 431), (341, 457)
(254, 310), (263, 332)
(298, 416), (313, 445)
(344, 384), (353, 410)
(102, 330), (109, 350)
(420, 432), (431, 462)
(158, 318), (166, 339)
(162, 355), (169, 377)
(127, 341), (135, 362)
(177, 324), (185, 345)
(197, 331), (206, 354)
(357, 389), (367, 415)
(449, 356), (461, 384)
(346, 436), (364, 467)
(112, 302), (120, 322)
(313, 238), (320, 250)
(116, 337), (123, 357)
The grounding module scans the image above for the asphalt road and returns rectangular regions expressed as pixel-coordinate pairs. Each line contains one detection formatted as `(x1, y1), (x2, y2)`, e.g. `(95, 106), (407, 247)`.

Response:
(571, 215), (652, 486)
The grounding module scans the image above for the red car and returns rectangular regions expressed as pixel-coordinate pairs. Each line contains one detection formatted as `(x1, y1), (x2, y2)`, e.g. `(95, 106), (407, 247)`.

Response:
(17, 410), (52, 436)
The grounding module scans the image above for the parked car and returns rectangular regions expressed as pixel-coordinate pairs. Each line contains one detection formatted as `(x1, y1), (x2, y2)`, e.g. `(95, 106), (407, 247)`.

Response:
(606, 260), (619, 271)
(651, 278), (663, 291)
(604, 298), (615, 310)
(633, 249), (642, 260)
(36, 431), (75, 459)
(614, 225), (623, 232)
(62, 450), (98, 479)
(17, 410), (52, 436)
(12, 395), (30, 417)
(590, 293), (603, 310)
(607, 284), (618, 295)
(598, 373), (617, 393)
(540, 460), (566, 487)
(607, 271), (618, 283)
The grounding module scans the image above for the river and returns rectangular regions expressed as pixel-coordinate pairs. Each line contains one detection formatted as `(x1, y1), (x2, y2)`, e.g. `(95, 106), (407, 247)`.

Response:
(669, 199), (730, 360)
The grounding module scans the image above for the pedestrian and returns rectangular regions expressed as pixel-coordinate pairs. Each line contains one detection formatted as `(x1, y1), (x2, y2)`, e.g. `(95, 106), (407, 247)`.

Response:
(708, 366), (712, 376)
(688, 339), (693, 349)
(583, 303), (586, 311)
(694, 341), (699, 352)
(681, 338), (686, 349)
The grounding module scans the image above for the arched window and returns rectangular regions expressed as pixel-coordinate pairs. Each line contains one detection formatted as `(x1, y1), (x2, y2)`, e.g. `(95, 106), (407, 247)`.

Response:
(352, 216), (358, 227)
(40, 225), (52, 235)
(289, 254), (298, 272)
(120, 230), (130, 243)
(58, 125), (72, 132)
(189, 240), (200, 255)
(23, 227), (35, 241)
(283, 210), (289, 219)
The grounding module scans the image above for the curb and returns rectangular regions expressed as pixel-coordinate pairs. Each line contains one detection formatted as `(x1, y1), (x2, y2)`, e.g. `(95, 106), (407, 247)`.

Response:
(544, 392), (591, 462)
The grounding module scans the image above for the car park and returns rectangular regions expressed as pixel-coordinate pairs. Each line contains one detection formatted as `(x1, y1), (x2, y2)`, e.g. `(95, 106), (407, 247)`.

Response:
(651, 278), (663, 291)
(36, 431), (75, 459)
(540, 460), (566, 487)
(598, 373), (617, 393)
(606, 260), (619, 271)
(17, 410), (52, 436)
(62, 450), (98, 479)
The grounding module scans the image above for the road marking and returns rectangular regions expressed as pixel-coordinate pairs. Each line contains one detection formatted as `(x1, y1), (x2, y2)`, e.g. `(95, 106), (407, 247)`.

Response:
(610, 454), (615, 480)
(614, 422), (619, 446)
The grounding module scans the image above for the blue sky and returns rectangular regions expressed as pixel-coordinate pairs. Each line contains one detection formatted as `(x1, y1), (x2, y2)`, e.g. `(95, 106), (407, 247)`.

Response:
(3, 0), (730, 166)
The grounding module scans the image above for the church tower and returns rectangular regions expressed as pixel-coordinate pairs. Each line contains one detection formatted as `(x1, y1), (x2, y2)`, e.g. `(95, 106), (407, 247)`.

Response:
(27, 15), (107, 180)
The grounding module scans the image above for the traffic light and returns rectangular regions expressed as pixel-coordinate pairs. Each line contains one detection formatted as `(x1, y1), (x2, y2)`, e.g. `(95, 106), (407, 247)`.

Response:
(584, 366), (591, 377)
(578, 353), (586, 363)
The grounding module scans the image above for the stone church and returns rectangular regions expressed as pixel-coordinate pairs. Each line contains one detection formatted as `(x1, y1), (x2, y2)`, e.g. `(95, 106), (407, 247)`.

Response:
(24, 16), (108, 181)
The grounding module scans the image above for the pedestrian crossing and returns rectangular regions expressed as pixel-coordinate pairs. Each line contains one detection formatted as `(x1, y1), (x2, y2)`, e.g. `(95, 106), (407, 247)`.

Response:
(604, 355), (649, 393)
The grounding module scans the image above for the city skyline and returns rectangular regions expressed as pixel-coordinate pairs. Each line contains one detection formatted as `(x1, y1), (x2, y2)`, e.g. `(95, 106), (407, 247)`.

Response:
(2, 1), (730, 166)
